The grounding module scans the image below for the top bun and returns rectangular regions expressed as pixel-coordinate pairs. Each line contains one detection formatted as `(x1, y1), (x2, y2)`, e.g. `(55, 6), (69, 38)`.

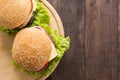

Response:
(0, 0), (33, 29)
(12, 27), (52, 71)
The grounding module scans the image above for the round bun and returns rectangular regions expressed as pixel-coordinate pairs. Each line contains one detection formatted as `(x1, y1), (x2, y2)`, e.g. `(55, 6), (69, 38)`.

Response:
(0, 0), (33, 29)
(12, 27), (52, 71)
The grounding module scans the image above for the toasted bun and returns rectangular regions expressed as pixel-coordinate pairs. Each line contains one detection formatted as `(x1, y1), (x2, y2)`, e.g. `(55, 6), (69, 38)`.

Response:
(0, 0), (33, 29)
(12, 27), (52, 71)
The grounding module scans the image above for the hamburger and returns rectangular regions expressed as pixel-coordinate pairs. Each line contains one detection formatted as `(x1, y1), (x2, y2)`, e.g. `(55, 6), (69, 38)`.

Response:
(0, 0), (37, 29)
(12, 26), (58, 71)
(0, 0), (70, 79)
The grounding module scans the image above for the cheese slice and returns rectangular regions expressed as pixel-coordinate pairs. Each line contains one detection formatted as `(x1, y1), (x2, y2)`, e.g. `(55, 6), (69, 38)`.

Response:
(32, 0), (37, 11)
(49, 42), (58, 61)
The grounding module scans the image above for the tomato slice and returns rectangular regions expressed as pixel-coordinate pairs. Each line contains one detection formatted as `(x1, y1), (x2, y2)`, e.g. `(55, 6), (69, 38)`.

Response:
(39, 62), (49, 71)
(30, 0), (33, 13)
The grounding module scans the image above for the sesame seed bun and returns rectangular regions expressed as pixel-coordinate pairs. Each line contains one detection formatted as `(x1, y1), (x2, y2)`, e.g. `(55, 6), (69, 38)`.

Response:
(12, 27), (52, 71)
(0, 0), (33, 29)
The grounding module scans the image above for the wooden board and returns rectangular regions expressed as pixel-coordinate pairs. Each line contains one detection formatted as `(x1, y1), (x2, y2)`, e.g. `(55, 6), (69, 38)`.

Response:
(0, 0), (64, 80)
(85, 0), (118, 80)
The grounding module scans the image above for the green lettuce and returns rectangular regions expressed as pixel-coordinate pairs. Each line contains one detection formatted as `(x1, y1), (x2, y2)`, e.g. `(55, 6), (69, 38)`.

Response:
(0, 26), (20, 35)
(3, 0), (70, 76)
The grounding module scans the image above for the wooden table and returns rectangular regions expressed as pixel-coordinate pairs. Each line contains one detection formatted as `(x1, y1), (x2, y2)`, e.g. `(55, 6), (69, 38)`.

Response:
(47, 0), (120, 80)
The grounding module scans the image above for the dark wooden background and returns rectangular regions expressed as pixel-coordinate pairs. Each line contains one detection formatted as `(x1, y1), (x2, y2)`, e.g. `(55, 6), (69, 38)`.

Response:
(47, 0), (120, 80)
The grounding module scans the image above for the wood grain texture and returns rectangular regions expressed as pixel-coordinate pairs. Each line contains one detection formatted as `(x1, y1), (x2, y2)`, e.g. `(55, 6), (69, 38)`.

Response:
(118, 0), (120, 80)
(47, 0), (120, 80)
(85, 0), (119, 80)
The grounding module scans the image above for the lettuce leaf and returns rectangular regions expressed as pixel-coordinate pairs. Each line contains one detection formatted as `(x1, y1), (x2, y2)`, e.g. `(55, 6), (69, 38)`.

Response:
(2, 0), (70, 76)
(27, 1), (50, 26)
(0, 26), (20, 35)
